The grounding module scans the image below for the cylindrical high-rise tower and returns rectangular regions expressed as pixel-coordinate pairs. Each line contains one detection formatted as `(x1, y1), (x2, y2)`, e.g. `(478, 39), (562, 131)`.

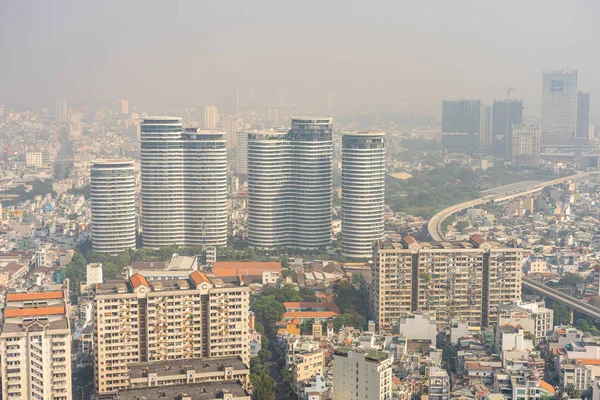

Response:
(91, 160), (136, 253)
(289, 117), (333, 248)
(247, 131), (291, 247)
(341, 132), (385, 258)
(140, 117), (227, 247)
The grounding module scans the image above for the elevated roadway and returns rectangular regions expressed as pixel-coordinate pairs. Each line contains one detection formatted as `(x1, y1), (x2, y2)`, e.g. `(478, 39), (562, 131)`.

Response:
(427, 171), (598, 241)
(522, 277), (600, 320)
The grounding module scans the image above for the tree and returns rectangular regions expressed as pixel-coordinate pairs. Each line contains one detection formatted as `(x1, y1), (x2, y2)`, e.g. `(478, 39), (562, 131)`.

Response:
(252, 295), (286, 337)
(64, 251), (87, 295)
(552, 303), (571, 325)
(299, 287), (317, 302)
(559, 273), (585, 288)
(352, 273), (361, 285)
(251, 372), (276, 400)
(575, 319), (590, 332)
(589, 297), (600, 309)
(258, 349), (272, 363)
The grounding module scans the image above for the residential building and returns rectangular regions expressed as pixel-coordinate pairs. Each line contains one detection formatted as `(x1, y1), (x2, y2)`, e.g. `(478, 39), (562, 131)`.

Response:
(497, 301), (553, 340)
(396, 312), (437, 347)
(511, 125), (541, 168)
(492, 100), (524, 160)
(93, 271), (249, 394)
(560, 360), (592, 391)
(91, 160), (137, 253)
(247, 117), (333, 248)
(267, 108), (280, 127)
(293, 350), (324, 393)
(372, 235), (523, 332)
(332, 348), (392, 400)
(0, 288), (72, 400)
(428, 367), (451, 400)
(577, 91), (591, 139)
(441, 100), (480, 154)
(204, 105), (219, 129)
(341, 132), (385, 258)
(140, 117), (227, 247)
(55, 97), (68, 122)
(235, 131), (248, 174)
(126, 356), (249, 389)
(108, 381), (250, 400)
(26, 151), (44, 168)
(87, 262), (104, 286)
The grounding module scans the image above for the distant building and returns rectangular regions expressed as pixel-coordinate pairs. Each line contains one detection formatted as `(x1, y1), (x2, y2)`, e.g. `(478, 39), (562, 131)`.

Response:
(497, 301), (553, 340)
(0, 288), (72, 399)
(577, 91), (591, 139)
(222, 115), (239, 149)
(204, 104), (219, 129)
(492, 99), (524, 160)
(396, 312), (437, 347)
(441, 100), (480, 154)
(479, 104), (493, 150)
(55, 97), (68, 122)
(235, 131), (248, 174)
(511, 124), (541, 168)
(341, 132), (385, 258)
(332, 348), (392, 400)
(372, 235), (523, 332)
(119, 99), (129, 115)
(26, 151), (44, 168)
(267, 108), (280, 126)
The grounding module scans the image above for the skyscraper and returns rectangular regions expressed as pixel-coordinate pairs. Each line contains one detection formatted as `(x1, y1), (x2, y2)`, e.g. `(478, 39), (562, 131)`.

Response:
(0, 288), (73, 400)
(140, 117), (227, 247)
(577, 91), (591, 139)
(204, 104), (219, 129)
(492, 99), (524, 160)
(55, 97), (68, 122)
(541, 70), (578, 141)
(222, 115), (239, 149)
(512, 125), (541, 168)
(341, 132), (385, 258)
(90, 160), (137, 253)
(267, 108), (280, 127)
(235, 131), (248, 174)
(441, 100), (480, 154)
(479, 104), (493, 150)
(247, 118), (333, 248)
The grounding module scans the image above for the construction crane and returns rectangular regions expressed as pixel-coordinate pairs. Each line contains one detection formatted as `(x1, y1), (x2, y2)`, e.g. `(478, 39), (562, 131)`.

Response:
(491, 86), (516, 99)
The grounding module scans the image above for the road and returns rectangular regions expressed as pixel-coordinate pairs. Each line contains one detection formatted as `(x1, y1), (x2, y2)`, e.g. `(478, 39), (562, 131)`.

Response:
(522, 277), (600, 320)
(427, 171), (598, 241)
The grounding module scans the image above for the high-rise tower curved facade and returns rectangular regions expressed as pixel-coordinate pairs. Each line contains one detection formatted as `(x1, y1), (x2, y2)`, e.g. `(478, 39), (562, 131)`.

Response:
(247, 118), (333, 249)
(140, 117), (227, 248)
(90, 160), (137, 253)
(341, 132), (385, 258)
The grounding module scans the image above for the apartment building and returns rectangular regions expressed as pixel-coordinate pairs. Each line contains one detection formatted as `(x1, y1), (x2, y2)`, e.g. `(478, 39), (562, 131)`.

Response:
(109, 381), (250, 400)
(332, 348), (392, 400)
(126, 356), (249, 389)
(428, 367), (451, 400)
(93, 271), (249, 395)
(0, 288), (72, 400)
(372, 235), (523, 333)
(498, 301), (554, 340)
(293, 350), (324, 393)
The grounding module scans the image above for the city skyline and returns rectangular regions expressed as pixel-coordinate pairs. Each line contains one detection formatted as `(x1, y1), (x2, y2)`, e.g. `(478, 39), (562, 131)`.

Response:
(1, 1), (599, 119)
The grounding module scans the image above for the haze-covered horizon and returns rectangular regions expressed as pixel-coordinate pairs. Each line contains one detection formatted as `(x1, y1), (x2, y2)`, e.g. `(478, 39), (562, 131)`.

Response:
(1, 0), (599, 120)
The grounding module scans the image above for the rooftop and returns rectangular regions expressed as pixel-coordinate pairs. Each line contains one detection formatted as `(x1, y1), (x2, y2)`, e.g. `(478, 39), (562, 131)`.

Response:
(128, 357), (248, 379)
(115, 381), (248, 400)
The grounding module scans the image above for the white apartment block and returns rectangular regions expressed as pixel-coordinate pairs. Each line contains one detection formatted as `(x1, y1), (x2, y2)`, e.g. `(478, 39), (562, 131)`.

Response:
(372, 235), (523, 332)
(332, 348), (392, 400)
(512, 125), (541, 168)
(87, 262), (104, 286)
(26, 151), (44, 168)
(428, 367), (451, 400)
(0, 289), (72, 400)
(235, 131), (248, 174)
(498, 301), (553, 340)
(93, 271), (249, 395)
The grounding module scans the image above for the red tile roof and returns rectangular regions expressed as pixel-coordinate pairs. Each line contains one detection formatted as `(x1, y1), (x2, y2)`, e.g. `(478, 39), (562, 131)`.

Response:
(4, 306), (65, 318)
(189, 270), (210, 285)
(6, 291), (63, 302)
(212, 262), (281, 277)
(130, 273), (149, 288)
(540, 380), (555, 394)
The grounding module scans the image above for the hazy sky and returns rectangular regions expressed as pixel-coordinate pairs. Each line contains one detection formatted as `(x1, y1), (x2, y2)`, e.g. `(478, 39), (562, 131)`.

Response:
(1, 0), (599, 118)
